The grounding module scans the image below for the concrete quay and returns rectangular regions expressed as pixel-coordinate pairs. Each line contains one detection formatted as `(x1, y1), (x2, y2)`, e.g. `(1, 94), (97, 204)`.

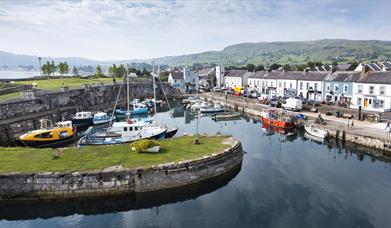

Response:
(199, 92), (391, 156)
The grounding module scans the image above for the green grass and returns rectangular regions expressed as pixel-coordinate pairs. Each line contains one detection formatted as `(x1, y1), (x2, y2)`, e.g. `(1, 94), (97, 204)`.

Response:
(0, 92), (19, 101)
(0, 136), (230, 174)
(16, 77), (114, 90)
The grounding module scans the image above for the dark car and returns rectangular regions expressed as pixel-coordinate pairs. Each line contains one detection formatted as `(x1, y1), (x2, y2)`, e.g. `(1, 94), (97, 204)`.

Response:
(307, 100), (320, 106)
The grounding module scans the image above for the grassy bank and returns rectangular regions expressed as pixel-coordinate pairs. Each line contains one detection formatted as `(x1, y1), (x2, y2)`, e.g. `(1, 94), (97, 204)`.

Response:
(16, 77), (114, 90)
(0, 136), (230, 174)
(0, 92), (19, 101)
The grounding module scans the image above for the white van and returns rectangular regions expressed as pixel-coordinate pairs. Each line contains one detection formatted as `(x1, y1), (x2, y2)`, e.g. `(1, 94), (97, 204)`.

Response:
(282, 98), (303, 111)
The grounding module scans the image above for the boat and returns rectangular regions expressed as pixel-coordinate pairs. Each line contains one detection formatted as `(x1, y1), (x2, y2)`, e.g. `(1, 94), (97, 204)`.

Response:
(261, 123), (295, 136)
(144, 98), (163, 107)
(71, 111), (93, 127)
(212, 112), (240, 121)
(115, 103), (149, 116)
(165, 128), (178, 138)
(181, 96), (199, 104)
(260, 110), (295, 129)
(200, 103), (225, 114)
(142, 146), (160, 153)
(191, 101), (210, 110)
(93, 112), (115, 125)
(304, 124), (328, 139)
(17, 119), (76, 148)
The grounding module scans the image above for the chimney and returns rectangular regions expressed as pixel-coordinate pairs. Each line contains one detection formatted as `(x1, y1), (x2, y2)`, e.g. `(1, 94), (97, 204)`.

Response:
(361, 64), (370, 75)
(304, 67), (310, 73)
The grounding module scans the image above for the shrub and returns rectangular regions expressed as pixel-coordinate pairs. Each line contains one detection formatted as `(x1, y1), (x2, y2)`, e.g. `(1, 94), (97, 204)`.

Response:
(130, 139), (159, 152)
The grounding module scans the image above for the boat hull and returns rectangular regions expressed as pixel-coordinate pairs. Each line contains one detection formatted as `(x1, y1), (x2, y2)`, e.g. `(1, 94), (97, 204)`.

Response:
(261, 116), (295, 129)
(16, 135), (76, 148)
(72, 118), (93, 127)
(165, 128), (178, 138)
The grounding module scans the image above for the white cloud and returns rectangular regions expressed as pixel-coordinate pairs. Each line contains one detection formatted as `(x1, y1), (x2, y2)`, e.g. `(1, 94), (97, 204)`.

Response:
(0, 0), (389, 60)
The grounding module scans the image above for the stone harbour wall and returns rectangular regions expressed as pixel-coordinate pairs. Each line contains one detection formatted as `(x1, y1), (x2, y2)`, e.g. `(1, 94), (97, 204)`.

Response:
(0, 137), (243, 199)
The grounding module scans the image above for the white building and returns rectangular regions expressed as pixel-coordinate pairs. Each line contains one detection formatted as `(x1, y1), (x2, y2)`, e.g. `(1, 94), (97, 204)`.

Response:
(296, 72), (328, 100)
(247, 71), (266, 93)
(183, 67), (199, 93)
(168, 70), (184, 91)
(215, 66), (226, 88)
(223, 70), (247, 88)
(351, 71), (391, 112)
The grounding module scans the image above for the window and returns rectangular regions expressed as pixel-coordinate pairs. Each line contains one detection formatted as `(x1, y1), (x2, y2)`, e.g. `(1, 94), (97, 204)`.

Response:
(357, 97), (362, 105)
(326, 84), (330, 91)
(379, 100), (385, 108)
(306, 83), (309, 90)
(123, 127), (127, 131)
(300, 82), (303, 90)
(334, 85), (339, 92)
(380, 86), (386, 95)
(344, 84), (348, 93)
(314, 83), (318, 91)
(358, 85), (363, 94)
(279, 81), (281, 87)
(369, 86), (374, 94)
(290, 83), (292, 88)
(130, 127), (133, 131)
(34, 132), (53, 138)
(283, 81), (286, 88)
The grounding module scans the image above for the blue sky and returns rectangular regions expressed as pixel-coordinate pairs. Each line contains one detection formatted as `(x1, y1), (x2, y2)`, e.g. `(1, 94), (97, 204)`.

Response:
(0, 0), (390, 60)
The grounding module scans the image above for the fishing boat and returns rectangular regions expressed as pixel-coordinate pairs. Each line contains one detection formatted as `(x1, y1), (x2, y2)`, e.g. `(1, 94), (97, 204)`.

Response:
(93, 112), (115, 125)
(181, 96), (199, 105)
(72, 111), (93, 127)
(165, 128), (178, 138)
(200, 103), (225, 114)
(261, 109), (295, 129)
(115, 103), (149, 116)
(304, 124), (328, 139)
(191, 101), (210, 110)
(17, 120), (76, 148)
(261, 123), (295, 136)
(212, 112), (240, 121)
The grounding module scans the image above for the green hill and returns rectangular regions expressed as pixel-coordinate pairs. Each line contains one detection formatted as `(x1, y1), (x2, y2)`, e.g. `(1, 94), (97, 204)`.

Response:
(152, 39), (391, 66)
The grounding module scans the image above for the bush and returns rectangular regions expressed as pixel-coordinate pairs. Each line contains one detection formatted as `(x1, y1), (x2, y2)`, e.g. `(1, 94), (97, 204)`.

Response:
(130, 139), (159, 152)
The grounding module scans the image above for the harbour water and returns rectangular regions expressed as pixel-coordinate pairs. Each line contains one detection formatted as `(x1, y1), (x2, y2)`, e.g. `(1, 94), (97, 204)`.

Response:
(1, 102), (391, 227)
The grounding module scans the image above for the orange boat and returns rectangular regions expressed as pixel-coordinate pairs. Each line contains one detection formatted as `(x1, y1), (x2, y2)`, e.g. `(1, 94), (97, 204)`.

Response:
(261, 110), (295, 129)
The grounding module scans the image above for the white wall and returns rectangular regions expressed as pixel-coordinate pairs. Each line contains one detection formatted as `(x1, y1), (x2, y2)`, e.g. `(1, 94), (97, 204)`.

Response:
(224, 77), (242, 88)
(351, 83), (391, 112)
(297, 80), (323, 100)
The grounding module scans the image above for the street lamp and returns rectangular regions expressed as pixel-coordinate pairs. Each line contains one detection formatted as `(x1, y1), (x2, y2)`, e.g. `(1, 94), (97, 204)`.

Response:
(38, 57), (42, 77)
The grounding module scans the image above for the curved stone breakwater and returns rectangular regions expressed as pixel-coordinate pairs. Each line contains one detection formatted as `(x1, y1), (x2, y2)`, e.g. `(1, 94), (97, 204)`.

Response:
(0, 137), (243, 200)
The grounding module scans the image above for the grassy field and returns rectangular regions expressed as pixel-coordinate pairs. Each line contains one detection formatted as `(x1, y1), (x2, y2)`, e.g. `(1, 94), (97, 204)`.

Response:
(16, 77), (114, 90)
(0, 92), (20, 101)
(0, 136), (230, 174)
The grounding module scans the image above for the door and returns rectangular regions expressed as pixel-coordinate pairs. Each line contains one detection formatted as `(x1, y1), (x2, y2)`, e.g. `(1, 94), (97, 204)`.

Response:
(364, 98), (368, 108)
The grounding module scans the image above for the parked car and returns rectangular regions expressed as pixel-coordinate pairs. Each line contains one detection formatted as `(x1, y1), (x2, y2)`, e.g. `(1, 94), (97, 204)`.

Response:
(307, 100), (321, 106)
(212, 87), (221, 92)
(225, 89), (234, 95)
(248, 91), (259, 98)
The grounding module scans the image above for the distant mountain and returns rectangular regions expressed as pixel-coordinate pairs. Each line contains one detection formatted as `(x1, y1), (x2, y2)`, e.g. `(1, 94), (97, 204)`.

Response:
(1, 39), (391, 68)
(151, 39), (391, 66)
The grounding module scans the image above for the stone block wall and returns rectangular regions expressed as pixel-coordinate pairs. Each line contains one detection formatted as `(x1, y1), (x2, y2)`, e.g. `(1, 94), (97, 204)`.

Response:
(0, 137), (243, 199)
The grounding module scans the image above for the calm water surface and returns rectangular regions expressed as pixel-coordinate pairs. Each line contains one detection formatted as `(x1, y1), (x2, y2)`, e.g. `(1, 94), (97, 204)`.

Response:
(1, 102), (391, 228)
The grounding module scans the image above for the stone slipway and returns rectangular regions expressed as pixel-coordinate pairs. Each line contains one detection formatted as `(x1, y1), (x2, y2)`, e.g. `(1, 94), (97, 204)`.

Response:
(0, 137), (243, 200)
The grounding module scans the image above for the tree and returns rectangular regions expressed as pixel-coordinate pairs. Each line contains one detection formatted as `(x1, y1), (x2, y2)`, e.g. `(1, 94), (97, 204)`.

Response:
(108, 64), (118, 77)
(270, 63), (281, 70)
(255, 65), (265, 71)
(95, 65), (103, 78)
(41, 62), (51, 76)
(50, 61), (56, 76)
(58, 62), (69, 85)
(283, 64), (292, 71)
(72, 66), (79, 76)
(246, 64), (255, 72)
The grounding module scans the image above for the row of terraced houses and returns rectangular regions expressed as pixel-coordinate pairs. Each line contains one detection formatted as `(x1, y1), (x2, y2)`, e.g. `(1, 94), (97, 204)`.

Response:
(195, 63), (391, 112)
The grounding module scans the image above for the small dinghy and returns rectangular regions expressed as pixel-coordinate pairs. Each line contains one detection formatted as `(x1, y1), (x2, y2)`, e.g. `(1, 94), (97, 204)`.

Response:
(200, 103), (225, 114)
(304, 124), (328, 139)
(213, 112), (240, 121)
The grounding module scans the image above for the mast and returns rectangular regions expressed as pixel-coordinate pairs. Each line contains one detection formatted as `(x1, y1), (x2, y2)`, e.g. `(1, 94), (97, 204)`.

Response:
(126, 65), (130, 120)
(153, 65), (158, 123)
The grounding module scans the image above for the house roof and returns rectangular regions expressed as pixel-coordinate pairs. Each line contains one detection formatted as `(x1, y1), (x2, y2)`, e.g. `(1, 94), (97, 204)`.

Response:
(247, 71), (267, 79)
(324, 71), (360, 82)
(197, 68), (215, 76)
(170, 71), (183, 80)
(357, 71), (391, 84)
(263, 71), (328, 81)
(336, 64), (351, 71)
(224, 69), (247, 78)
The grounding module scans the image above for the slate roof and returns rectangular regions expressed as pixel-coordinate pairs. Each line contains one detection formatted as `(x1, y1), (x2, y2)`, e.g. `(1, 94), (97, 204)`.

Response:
(263, 71), (328, 81)
(224, 69), (247, 78)
(336, 64), (351, 71)
(356, 71), (391, 84)
(197, 68), (215, 76)
(369, 63), (382, 71)
(247, 71), (267, 79)
(324, 71), (360, 82)
(170, 71), (183, 80)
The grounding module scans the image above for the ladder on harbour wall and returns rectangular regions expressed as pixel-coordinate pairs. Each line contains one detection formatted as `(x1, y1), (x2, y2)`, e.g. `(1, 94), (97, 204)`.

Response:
(0, 124), (13, 146)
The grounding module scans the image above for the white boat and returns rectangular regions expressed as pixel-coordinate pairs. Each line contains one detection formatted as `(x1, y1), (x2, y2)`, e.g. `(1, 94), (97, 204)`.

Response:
(72, 111), (93, 126)
(93, 112), (115, 125)
(200, 103), (225, 113)
(304, 124), (328, 139)
(142, 146), (160, 153)
(191, 101), (210, 110)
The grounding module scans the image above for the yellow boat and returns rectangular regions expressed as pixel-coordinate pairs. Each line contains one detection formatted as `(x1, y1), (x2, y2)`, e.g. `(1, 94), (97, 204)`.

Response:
(17, 120), (76, 148)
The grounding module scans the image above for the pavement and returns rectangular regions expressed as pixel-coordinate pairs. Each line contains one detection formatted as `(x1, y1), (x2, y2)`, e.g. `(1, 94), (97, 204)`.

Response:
(200, 92), (391, 142)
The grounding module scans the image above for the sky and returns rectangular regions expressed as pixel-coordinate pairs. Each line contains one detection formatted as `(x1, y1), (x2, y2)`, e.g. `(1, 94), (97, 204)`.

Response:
(0, 0), (390, 61)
